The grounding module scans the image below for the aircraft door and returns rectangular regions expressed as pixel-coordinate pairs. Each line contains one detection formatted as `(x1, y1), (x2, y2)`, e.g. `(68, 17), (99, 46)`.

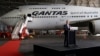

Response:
(27, 14), (33, 22)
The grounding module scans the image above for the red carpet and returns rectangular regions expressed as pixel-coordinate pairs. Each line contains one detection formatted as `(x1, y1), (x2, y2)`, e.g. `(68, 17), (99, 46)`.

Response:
(0, 40), (23, 56)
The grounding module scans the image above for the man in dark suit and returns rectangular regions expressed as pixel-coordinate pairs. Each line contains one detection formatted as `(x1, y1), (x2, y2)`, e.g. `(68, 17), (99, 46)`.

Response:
(64, 20), (70, 47)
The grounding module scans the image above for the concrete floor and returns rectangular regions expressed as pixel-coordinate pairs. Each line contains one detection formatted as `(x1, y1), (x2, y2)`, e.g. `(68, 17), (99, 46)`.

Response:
(1, 35), (100, 56)
(20, 35), (64, 56)
(19, 35), (100, 56)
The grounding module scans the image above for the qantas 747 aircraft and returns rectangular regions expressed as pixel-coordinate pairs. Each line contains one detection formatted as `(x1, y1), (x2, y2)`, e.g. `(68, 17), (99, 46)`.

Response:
(0, 4), (100, 38)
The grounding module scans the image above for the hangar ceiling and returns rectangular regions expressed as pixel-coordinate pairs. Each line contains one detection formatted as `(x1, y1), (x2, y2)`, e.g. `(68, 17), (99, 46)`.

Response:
(0, 0), (69, 9)
(0, 0), (99, 16)
(0, 0), (69, 16)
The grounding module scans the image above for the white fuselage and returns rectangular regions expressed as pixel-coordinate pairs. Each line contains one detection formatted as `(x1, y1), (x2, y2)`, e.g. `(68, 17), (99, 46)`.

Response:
(0, 5), (100, 30)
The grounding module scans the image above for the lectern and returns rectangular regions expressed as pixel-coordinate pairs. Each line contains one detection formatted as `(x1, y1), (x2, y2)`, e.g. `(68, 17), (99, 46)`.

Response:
(64, 27), (78, 47)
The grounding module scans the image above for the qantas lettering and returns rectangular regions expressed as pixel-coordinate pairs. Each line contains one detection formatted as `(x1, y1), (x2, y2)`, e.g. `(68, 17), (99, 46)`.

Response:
(32, 11), (68, 16)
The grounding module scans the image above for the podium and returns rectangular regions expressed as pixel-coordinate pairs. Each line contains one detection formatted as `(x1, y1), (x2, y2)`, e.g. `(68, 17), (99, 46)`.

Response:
(64, 27), (78, 47)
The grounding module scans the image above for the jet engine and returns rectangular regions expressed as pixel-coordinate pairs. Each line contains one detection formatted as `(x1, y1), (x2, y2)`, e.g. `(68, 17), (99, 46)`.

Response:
(89, 20), (100, 34)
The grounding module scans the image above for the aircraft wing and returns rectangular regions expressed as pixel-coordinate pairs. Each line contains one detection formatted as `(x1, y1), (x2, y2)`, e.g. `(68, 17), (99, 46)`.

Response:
(69, 18), (100, 27)
(69, 18), (100, 24)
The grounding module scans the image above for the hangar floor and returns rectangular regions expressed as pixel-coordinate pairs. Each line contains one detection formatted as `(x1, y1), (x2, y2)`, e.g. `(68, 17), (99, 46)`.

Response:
(0, 35), (100, 56)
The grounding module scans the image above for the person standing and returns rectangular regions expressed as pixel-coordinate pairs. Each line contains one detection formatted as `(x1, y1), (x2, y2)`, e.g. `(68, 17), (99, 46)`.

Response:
(64, 20), (70, 47)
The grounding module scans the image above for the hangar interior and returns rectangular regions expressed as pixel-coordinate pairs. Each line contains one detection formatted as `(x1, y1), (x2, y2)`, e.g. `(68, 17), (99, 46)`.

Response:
(0, 0), (100, 56)
(0, 0), (100, 39)
(0, 0), (68, 39)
